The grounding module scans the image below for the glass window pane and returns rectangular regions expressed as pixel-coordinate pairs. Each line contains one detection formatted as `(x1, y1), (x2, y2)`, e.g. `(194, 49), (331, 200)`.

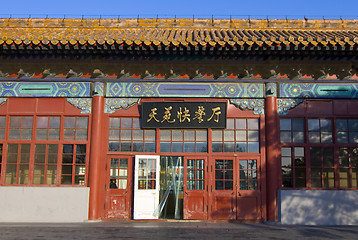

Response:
(321, 132), (332, 143)
(293, 131), (304, 143)
(236, 131), (246, 141)
(248, 142), (259, 153)
(10, 117), (21, 128)
(160, 130), (171, 141)
(172, 130), (183, 141)
(133, 130), (143, 141)
(0, 116), (6, 128)
(349, 119), (358, 131)
(248, 131), (259, 141)
(184, 142), (195, 152)
(309, 132), (320, 143)
(337, 132), (348, 143)
(349, 132), (358, 143)
(120, 130), (131, 140)
(49, 117), (61, 128)
(196, 130), (207, 141)
(281, 147), (291, 157)
(280, 131), (291, 143)
(144, 130), (155, 141)
(236, 142), (247, 152)
(37, 117), (48, 128)
(336, 119), (348, 131)
(196, 142), (207, 152)
(281, 157), (291, 167)
(64, 129), (75, 140)
(292, 119), (304, 131)
(22, 117), (33, 128)
(280, 119), (291, 130)
(184, 131), (195, 141)
(227, 119), (234, 129)
(308, 119), (320, 131)
(49, 129), (60, 140)
(21, 129), (33, 140)
(160, 142), (171, 152)
(212, 130), (222, 141)
(132, 118), (141, 129)
(65, 117), (76, 128)
(320, 119), (332, 131)
(236, 119), (246, 129)
(172, 142), (183, 152)
(224, 130), (234, 141)
(323, 148), (334, 167)
(121, 118), (132, 128)
(110, 118), (120, 128)
(248, 119), (259, 129)
(76, 117), (88, 128)
(36, 129), (47, 140)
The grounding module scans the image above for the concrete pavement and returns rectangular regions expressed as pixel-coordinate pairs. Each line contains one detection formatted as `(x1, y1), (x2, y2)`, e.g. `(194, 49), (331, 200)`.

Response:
(0, 221), (357, 239)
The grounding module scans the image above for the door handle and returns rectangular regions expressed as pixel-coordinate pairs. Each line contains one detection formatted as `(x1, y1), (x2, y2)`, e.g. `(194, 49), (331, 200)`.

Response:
(238, 192), (241, 196)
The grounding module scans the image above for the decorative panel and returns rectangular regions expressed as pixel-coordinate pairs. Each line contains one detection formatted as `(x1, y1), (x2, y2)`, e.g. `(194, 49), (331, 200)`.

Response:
(230, 99), (265, 115)
(280, 83), (358, 99)
(277, 99), (303, 115)
(66, 98), (92, 114)
(106, 82), (264, 98)
(105, 98), (141, 113)
(0, 82), (90, 97)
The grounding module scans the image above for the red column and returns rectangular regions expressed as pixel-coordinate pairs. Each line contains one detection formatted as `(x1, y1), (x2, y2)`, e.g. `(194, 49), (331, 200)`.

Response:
(88, 95), (104, 220)
(265, 96), (280, 221)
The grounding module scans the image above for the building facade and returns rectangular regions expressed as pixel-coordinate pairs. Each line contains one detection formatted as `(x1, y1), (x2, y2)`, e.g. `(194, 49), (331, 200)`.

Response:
(0, 18), (357, 224)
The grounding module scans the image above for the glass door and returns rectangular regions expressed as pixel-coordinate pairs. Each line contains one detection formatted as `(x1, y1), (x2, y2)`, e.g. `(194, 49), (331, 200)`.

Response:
(133, 155), (160, 219)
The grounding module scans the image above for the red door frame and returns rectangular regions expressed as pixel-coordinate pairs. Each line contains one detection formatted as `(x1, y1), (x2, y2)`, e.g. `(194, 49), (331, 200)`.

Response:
(183, 156), (208, 220)
(105, 154), (133, 219)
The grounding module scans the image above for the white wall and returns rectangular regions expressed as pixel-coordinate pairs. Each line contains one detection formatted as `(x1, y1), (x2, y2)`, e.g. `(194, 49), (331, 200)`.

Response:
(279, 190), (358, 225)
(0, 187), (89, 223)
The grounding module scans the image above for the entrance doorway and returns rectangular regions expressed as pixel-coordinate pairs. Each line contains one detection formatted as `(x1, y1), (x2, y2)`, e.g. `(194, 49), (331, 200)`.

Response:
(133, 155), (184, 220)
(210, 157), (262, 220)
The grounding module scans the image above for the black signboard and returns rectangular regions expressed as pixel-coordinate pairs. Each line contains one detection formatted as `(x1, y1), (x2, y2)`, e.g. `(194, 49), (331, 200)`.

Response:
(141, 101), (227, 129)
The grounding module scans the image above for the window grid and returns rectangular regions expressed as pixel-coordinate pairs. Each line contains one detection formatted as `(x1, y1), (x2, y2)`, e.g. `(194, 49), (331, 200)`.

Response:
(160, 129), (207, 153)
(33, 144), (58, 185)
(0, 116), (6, 140)
(0, 144), (2, 179)
(338, 147), (358, 188)
(36, 117), (61, 140)
(308, 118), (332, 143)
(5, 144), (30, 184)
(64, 117), (88, 141)
(239, 160), (257, 190)
(61, 144), (86, 185)
(138, 158), (156, 190)
(212, 118), (260, 153)
(187, 159), (205, 190)
(310, 147), (335, 188)
(280, 118), (304, 143)
(108, 117), (155, 153)
(9, 116), (33, 140)
(281, 147), (306, 188)
(109, 158), (128, 189)
(336, 119), (358, 144)
(215, 159), (233, 190)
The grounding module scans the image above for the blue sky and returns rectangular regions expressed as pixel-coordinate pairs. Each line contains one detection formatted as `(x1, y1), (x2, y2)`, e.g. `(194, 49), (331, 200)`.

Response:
(0, 0), (357, 19)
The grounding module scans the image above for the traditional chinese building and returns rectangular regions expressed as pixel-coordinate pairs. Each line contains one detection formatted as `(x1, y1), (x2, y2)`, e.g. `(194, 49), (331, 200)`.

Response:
(0, 17), (357, 224)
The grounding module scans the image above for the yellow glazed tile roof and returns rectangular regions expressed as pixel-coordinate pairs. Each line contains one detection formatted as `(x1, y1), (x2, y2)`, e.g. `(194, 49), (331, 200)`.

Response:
(0, 18), (357, 47)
